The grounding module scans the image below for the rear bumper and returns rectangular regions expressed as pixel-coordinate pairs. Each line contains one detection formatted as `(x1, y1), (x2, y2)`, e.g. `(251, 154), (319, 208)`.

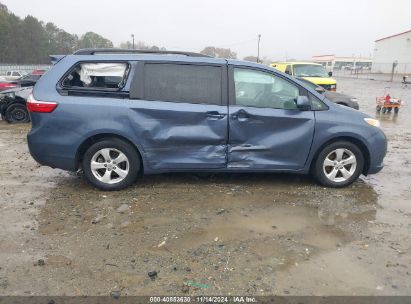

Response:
(27, 126), (78, 171)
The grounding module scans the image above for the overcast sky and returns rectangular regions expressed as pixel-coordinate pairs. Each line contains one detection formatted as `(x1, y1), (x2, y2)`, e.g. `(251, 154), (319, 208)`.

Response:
(2, 0), (411, 60)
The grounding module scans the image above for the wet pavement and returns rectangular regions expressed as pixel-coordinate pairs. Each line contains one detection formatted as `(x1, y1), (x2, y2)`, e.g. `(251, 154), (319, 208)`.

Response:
(0, 77), (410, 296)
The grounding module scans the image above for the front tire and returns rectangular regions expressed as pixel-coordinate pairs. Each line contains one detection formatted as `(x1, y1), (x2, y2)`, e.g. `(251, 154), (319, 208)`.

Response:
(312, 141), (364, 187)
(82, 138), (140, 191)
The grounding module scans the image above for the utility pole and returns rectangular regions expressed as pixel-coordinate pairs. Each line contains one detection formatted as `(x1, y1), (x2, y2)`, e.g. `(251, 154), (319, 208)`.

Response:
(257, 34), (261, 63)
(131, 34), (135, 49)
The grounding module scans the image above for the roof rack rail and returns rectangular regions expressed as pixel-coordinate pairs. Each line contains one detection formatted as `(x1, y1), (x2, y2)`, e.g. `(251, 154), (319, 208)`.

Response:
(73, 48), (211, 57)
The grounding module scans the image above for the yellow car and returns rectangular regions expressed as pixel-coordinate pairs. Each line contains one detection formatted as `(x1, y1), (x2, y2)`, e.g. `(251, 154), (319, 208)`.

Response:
(270, 62), (337, 91)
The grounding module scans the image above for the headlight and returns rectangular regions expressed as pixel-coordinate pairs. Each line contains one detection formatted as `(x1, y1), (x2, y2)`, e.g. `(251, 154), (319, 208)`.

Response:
(364, 118), (381, 128)
(350, 98), (358, 102)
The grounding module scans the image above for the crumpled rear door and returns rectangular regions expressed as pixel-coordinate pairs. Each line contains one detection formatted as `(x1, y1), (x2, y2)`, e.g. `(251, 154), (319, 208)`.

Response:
(129, 61), (228, 171)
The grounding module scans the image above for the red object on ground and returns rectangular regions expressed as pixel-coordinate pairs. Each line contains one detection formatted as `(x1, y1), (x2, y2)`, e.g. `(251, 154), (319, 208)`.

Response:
(385, 94), (391, 103)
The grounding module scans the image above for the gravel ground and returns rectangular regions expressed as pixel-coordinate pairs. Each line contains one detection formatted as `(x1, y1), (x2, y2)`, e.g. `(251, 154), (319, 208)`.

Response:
(0, 77), (410, 296)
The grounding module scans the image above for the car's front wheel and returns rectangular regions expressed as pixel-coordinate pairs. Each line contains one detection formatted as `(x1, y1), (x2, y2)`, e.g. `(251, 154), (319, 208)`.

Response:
(82, 138), (140, 191)
(312, 141), (364, 187)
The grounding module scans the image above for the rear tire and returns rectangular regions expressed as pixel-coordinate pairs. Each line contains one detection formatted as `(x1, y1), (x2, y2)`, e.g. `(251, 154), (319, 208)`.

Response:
(5, 104), (30, 123)
(312, 141), (364, 188)
(82, 138), (140, 191)
(381, 107), (387, 114)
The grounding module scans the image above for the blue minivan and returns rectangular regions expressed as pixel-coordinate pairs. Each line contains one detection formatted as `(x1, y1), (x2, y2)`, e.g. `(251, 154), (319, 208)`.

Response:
(27, 49), (387, 190)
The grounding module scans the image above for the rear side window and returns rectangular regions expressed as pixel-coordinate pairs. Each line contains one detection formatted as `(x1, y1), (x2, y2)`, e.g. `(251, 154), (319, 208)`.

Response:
(144, 64), (222, 105)
(61, 62), (129, 90)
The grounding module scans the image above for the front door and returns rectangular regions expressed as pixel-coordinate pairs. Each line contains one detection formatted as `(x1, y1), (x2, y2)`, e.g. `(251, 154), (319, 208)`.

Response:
(228, 66), (315, 170)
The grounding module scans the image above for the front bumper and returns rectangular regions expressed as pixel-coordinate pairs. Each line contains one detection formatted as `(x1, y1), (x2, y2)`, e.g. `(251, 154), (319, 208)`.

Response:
(366, 130), (387, 174)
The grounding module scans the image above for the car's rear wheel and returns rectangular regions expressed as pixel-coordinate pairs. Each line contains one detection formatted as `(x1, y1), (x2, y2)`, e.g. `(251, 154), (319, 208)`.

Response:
(82, 138), (140, 191)
(312, 141), (364, 187)
(5, 104), (30, 123)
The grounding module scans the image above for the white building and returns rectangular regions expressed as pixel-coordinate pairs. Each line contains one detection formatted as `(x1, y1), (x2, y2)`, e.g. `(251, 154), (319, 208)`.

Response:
(372, 29), (411, 74)
(312, 54), (372, 71)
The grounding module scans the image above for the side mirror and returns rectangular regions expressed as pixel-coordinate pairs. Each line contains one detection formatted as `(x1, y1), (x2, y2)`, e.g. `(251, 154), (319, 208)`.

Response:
(315, 86), (326, 94)
(285, 70), (291, 75)
(296, 96), (311, 111)
(328, 71), (333, 77)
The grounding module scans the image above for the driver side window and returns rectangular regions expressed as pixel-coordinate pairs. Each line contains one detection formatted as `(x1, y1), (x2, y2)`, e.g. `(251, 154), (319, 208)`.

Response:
(234, 68), (299, 110)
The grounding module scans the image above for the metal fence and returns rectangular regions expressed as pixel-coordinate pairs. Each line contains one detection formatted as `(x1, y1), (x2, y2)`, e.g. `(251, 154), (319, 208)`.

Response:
(332, 62), (411, 82)
(0, 64), (51, 75)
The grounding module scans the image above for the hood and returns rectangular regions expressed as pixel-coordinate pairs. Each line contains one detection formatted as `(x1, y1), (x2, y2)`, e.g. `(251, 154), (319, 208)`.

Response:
(302, 77), (336, 85)
(323, 90), (354, 101)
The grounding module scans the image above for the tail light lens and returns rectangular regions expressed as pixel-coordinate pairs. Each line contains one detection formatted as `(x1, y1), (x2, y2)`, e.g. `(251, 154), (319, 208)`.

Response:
(27, 94), (58, 113)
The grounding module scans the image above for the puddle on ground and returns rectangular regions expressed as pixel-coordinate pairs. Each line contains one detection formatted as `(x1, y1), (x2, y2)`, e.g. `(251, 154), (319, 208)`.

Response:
(33, 172), (379, 295)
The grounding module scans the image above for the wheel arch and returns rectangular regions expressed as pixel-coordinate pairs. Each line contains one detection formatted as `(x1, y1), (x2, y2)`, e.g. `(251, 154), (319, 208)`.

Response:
(309, 136), (371, 175)
(75, 133), (144, 173)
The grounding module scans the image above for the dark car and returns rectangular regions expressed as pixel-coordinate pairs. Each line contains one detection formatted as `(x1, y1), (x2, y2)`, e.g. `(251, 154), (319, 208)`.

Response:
(297, 77), (359, 109)
(27, 48), (386, 190)
(0, 86), (32, 123)
(18, 74), (42, 87)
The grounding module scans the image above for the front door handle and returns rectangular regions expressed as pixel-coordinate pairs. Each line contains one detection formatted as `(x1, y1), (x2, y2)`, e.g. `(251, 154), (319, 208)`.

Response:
(231, 110), (250, 121)
(206, 111), (226, 120)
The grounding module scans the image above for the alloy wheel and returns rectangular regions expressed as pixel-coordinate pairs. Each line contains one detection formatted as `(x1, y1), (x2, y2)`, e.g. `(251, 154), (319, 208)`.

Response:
(90, 148), (129, 184)
(322, 148), (357, 183)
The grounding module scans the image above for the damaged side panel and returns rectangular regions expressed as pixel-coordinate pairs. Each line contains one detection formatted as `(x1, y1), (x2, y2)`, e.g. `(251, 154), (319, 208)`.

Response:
(228, 106), (315, 170)
(128, 100), (228, 170)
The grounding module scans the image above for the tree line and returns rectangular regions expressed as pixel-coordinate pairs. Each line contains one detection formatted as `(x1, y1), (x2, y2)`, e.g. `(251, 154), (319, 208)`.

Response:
(0, 3), (113, 64)
(0, 2), (265, 64)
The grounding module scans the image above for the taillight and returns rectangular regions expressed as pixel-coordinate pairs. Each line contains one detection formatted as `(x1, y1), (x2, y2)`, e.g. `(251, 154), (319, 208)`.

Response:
(27, 94), (58, 113)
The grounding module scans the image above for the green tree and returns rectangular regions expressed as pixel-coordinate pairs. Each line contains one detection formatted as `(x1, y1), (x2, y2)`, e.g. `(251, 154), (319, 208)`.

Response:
(20, 15), (49, 63)
(78, 32), (113, 49)
(0, 2), (114, 63)
(45, 22), (78, 55)
(200, 46), (237, 59)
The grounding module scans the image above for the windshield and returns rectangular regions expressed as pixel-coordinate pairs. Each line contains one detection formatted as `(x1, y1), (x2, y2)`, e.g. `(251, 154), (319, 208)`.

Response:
(296, 78), (319, 90)
(22, 74), (41, 81)
(293, 64), (329, 77)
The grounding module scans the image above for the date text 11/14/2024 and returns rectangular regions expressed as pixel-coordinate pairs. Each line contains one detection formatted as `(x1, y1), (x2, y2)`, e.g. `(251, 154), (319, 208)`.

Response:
(149, 296), (258, 303)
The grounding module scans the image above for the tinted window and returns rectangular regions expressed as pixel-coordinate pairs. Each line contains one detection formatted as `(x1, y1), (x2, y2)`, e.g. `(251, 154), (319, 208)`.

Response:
(12, 72), (20, 76)
(234, 68), (299, 110)
(144, 64), (222, 105)
(22, 74), (41, 81)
